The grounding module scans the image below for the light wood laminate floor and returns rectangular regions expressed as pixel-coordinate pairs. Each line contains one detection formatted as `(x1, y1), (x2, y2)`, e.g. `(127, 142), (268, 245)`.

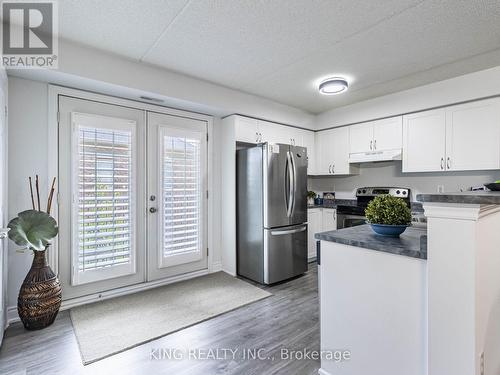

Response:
(0, 264), (319, 375)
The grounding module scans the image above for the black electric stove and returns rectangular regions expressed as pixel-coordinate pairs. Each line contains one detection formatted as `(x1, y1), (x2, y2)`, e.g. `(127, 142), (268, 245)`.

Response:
(336, 187), (411, 229)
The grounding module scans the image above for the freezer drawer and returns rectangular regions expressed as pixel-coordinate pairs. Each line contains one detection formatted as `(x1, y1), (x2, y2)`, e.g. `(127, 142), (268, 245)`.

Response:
(264, 224), (308, 284)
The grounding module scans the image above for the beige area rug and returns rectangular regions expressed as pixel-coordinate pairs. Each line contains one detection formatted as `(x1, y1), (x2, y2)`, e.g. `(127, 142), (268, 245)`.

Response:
(70, 272), (271, 364)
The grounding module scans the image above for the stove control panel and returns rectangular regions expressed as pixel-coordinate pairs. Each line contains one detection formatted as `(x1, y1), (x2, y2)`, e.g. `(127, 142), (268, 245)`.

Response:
(356, 187), (410, 199)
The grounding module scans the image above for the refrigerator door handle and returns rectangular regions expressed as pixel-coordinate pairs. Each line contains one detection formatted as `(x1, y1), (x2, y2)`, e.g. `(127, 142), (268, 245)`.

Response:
(285, 151), (294, 217)
(290, 150), (297, 216)
(270, 225), (307, 236)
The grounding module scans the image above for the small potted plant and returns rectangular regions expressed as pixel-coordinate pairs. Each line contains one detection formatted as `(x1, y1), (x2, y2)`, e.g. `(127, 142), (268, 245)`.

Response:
(365, 194), (411, 237)
(307, 191), (317, 206)
(8, 175), (61, 330)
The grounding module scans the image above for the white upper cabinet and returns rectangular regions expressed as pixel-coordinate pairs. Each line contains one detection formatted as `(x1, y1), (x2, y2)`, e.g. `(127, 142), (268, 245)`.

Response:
(403, 109), (446, 172)
(231, 115), (316, 173)
(349, 123), (373, 153)
(349, 117), (402, 154)
(258, 120), (289, 144)
(300, 129), (316, 175)
(445, 98), (500, 171)
(234, 116), (260, 143)
(403, 97), (500, 173)
(373, 117), (403, 151)
(316, 126), (356, 175)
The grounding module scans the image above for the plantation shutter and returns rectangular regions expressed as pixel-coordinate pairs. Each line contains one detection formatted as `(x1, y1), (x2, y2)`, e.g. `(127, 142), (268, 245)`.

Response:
(71, 112), (137, 285)
(159, 126), (204, 267)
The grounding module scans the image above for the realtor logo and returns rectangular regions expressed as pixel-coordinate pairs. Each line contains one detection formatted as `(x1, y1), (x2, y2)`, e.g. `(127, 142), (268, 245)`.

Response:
(1, 0), (58, 68)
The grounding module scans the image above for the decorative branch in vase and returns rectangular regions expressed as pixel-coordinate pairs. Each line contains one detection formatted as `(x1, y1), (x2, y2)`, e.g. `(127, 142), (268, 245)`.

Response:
(7, 175), (61, 330)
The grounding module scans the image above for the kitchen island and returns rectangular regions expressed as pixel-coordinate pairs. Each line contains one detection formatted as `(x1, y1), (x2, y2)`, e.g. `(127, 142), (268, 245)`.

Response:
(416, 191), (500, 375)
(316, 225), (428, 375)
(316, 192), (500, 375)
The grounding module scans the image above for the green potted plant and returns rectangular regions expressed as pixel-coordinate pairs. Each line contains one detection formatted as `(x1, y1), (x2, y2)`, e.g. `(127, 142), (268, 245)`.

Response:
(7, 175), (61, 330)
(307, 191), (317, 206)
(365, 194), (412, 237)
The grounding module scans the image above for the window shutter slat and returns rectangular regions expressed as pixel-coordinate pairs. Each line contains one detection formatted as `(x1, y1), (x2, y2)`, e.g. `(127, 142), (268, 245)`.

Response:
(161, 134), (202, 259)
(76, 124), (135, 273)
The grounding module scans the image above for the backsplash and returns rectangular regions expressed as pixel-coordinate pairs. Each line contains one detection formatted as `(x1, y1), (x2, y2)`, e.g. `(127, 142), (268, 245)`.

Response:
(308, 161), (500, 202)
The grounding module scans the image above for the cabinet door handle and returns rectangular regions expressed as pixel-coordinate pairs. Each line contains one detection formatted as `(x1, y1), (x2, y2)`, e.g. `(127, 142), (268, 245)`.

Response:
(447, 157), (451, 170)
(370, 140), (373, 150)
(332, 164), (335, 174)
(440, 157), (444, 170)
(328, 164), (332, 174)
(256, 132), (259, 142)
(374, 139), (377, 150)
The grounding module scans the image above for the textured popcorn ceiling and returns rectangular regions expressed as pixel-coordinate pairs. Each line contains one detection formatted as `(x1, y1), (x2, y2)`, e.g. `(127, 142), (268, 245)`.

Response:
(59, 0), (500, 114)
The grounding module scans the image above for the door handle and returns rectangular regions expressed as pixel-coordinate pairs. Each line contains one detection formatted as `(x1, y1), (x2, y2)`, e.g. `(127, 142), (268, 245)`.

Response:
(255, 132), (259, 142)
(149, 207), (157, 213)
(259, 132), (263, 142)
(332, 164), (335, 174)
(446, 157), (451, 170)
(370, 140), (373, 150)
(374, 139), (377, 150)
(286, 151), (293, 217)
(328, 164), (332, 174)
(440, 157), (444, 170)
(271, 226), (307, 236)
(290, 150), (297, 216)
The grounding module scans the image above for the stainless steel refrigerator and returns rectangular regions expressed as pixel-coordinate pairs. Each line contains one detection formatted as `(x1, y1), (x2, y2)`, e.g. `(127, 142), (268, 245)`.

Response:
(236, 143), (308, 284)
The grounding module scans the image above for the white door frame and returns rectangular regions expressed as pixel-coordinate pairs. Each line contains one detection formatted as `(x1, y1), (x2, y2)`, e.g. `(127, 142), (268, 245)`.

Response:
(48, 85), (217, 303)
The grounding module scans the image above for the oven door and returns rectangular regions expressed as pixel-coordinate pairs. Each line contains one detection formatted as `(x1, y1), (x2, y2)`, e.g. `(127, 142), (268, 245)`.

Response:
(337, 213), (366, 229)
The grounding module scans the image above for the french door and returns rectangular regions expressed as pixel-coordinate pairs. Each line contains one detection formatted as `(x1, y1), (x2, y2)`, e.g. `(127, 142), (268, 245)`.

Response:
(147, 112), (208, 281)
(58, 96), (208, 300)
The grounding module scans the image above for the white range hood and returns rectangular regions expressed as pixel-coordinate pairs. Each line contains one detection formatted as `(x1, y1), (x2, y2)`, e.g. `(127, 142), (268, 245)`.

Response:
(349, 149), (402, 163)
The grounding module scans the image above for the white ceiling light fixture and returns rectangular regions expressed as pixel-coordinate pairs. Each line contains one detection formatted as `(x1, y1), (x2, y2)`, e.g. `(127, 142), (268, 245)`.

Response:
(318, 77), (349, 95)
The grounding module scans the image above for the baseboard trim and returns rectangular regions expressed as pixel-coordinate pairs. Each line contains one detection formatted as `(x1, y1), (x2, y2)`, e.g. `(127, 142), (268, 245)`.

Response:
(222, 267), (236, 276)
(318, 368), (332, 375)
(210, 261), (223, 272)
(7, 306), (18, 326)
(6, 267), (231, 325)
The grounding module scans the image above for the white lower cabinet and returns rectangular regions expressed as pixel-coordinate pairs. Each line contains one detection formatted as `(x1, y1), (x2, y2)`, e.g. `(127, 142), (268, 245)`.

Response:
(308, 208), (336, 260)
(307, 208), (322, 259)
(321, 208), (337, 232)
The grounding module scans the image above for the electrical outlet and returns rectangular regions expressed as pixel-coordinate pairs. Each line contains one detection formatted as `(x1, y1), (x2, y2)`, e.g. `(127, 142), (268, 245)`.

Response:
(480, 352), (484, 375)
(437, 185), (444, 193)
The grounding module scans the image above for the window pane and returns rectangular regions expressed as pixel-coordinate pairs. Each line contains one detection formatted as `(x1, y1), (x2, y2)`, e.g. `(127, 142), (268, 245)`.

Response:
(162, 135), (202, 257)
(77, 126), (134, 272)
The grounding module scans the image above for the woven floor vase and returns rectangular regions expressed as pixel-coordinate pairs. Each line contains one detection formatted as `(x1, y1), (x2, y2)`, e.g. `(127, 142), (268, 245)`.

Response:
(18, 248), (62, 330)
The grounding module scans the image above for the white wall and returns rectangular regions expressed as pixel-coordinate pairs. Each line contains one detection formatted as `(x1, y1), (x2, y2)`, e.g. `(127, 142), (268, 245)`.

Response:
(316, 66), (500, 130)
(10, 40), (316, 129)
(6, 77), (228, 319)
(7, 78), (49, 315)
(309, 161), (500, 201)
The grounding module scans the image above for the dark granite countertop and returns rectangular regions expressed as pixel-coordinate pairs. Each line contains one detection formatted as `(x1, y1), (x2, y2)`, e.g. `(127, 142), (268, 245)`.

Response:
(417, 191), (500, 205)
(315, 224), (427, 260)
(307, 199), (356, 209)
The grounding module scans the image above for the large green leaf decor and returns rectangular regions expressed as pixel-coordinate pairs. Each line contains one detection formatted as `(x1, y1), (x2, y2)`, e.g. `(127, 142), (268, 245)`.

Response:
(8, 209), (58, 251)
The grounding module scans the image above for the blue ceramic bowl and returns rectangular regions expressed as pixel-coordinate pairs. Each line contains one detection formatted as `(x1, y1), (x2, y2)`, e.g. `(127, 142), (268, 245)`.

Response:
(369, 223), (408, 237)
